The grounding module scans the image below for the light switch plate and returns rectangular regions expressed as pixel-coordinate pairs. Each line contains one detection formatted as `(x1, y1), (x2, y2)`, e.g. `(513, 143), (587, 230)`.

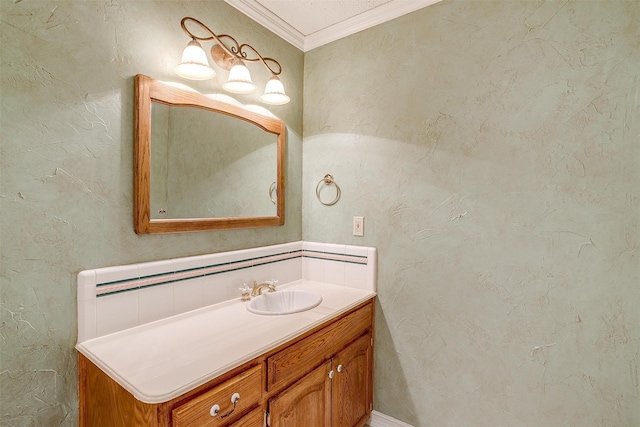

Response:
(353, 216), (364, 237)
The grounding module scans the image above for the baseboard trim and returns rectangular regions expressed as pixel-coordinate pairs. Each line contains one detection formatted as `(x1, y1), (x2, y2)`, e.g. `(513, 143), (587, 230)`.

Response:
(367, 410), (415, 427)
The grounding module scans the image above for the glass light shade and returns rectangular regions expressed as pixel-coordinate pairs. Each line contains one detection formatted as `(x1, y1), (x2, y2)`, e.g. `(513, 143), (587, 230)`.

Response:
(174, 39), (215, 80)
(260, 76), (290, 105)
(223, 63), (255, 94)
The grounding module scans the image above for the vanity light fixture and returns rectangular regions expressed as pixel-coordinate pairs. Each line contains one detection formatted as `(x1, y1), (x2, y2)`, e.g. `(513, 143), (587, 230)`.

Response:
(175, 17), (290, 105)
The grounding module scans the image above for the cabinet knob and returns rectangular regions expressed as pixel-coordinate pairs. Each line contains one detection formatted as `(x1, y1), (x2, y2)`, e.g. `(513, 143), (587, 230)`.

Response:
(328, 370), (334, 379)
(337, 364), (344, 373)
(209, 404), (220, 417)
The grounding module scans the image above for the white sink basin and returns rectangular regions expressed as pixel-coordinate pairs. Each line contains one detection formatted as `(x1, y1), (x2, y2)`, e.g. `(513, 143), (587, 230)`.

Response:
(247, 290), (323, 315)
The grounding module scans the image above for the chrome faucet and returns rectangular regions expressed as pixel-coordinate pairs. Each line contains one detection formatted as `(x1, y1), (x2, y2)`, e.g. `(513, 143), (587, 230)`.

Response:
(251, 280), (277, 297)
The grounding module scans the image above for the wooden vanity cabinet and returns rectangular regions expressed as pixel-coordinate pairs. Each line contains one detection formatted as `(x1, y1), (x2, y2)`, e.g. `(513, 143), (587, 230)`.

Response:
(78, 299), (374, 427)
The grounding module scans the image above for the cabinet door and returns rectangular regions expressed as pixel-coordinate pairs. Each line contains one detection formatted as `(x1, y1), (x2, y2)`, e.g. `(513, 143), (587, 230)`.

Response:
(332, 334), (373, 427)
(268, 361), (332, 427)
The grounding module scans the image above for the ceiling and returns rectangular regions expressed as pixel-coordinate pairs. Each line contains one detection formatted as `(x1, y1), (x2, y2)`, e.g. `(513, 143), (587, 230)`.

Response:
(224, 0), (442, 52)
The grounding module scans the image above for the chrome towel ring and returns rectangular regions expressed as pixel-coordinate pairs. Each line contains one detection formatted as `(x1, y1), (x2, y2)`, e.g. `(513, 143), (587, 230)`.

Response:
(316, 174), (341, 206)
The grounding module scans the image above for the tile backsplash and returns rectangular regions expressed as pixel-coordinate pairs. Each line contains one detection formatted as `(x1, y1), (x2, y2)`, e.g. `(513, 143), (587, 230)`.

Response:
(77, 241), (377, 342)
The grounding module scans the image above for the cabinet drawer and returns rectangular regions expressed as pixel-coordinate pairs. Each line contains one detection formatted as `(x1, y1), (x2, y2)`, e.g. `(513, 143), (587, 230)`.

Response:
(267, 302), (372, 391)
(228, 407), (264, 427)
(172, 365), (262, 427)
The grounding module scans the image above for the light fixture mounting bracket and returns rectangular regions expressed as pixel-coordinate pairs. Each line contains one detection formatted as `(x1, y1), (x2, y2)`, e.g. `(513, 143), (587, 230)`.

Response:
(180, 17), (282, 75)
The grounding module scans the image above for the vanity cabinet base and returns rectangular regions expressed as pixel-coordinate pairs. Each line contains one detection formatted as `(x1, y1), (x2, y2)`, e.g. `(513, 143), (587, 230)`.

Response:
(78, 298), (374, 427)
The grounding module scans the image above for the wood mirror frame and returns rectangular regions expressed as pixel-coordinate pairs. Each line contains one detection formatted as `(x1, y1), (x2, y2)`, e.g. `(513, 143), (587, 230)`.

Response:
(134, 74), (285, 234)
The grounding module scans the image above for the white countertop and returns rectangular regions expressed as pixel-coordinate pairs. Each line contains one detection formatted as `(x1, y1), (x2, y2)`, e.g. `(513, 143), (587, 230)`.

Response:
(76, 280), (376, 404)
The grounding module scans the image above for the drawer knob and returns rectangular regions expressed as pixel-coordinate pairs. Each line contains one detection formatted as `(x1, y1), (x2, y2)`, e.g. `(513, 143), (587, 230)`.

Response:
(209, 392), (241, 419)
(209, 404), (220, 417)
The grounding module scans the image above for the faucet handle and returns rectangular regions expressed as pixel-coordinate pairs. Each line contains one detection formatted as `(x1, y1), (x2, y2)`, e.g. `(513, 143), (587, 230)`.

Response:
(266, 280), (278, 292)
(239, 284), (252, 301)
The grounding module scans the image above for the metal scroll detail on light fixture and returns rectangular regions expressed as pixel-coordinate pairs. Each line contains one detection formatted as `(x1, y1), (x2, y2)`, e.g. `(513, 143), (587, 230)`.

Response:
(174, 17), (290, 105)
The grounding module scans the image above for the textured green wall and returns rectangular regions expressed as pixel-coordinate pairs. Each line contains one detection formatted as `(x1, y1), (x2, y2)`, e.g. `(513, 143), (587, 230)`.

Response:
(0, 1), (302, 425)
(303, 1), (639, 425)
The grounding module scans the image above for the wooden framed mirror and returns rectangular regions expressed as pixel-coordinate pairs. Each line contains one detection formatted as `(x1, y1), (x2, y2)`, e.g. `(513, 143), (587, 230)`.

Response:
(134, 74), (285, 234)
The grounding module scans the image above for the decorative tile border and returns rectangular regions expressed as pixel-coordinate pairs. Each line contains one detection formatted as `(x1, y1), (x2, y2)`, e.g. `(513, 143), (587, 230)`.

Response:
(96, 249), (368, 297)
(301, 250), (368, 265)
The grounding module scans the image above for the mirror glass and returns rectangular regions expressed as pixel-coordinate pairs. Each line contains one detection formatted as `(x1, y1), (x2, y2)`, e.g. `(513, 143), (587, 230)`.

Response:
(134, 74), (286, 234)
(150, 103), (277, 219)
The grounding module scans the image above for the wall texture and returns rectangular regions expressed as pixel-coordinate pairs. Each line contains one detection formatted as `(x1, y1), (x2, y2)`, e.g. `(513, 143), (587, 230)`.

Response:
(0, 1), (302, 425)
(303, 1), (639, 425)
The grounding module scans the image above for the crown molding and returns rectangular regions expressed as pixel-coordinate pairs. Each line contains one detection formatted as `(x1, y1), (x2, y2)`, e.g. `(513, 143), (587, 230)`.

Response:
(224, 0), (305, 50)
(304, 0), (442, 51)
(225, 0), (442, 52)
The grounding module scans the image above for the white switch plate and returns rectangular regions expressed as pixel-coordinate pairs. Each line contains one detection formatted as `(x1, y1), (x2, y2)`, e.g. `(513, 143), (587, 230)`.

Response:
(353, 216), (364, 237)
